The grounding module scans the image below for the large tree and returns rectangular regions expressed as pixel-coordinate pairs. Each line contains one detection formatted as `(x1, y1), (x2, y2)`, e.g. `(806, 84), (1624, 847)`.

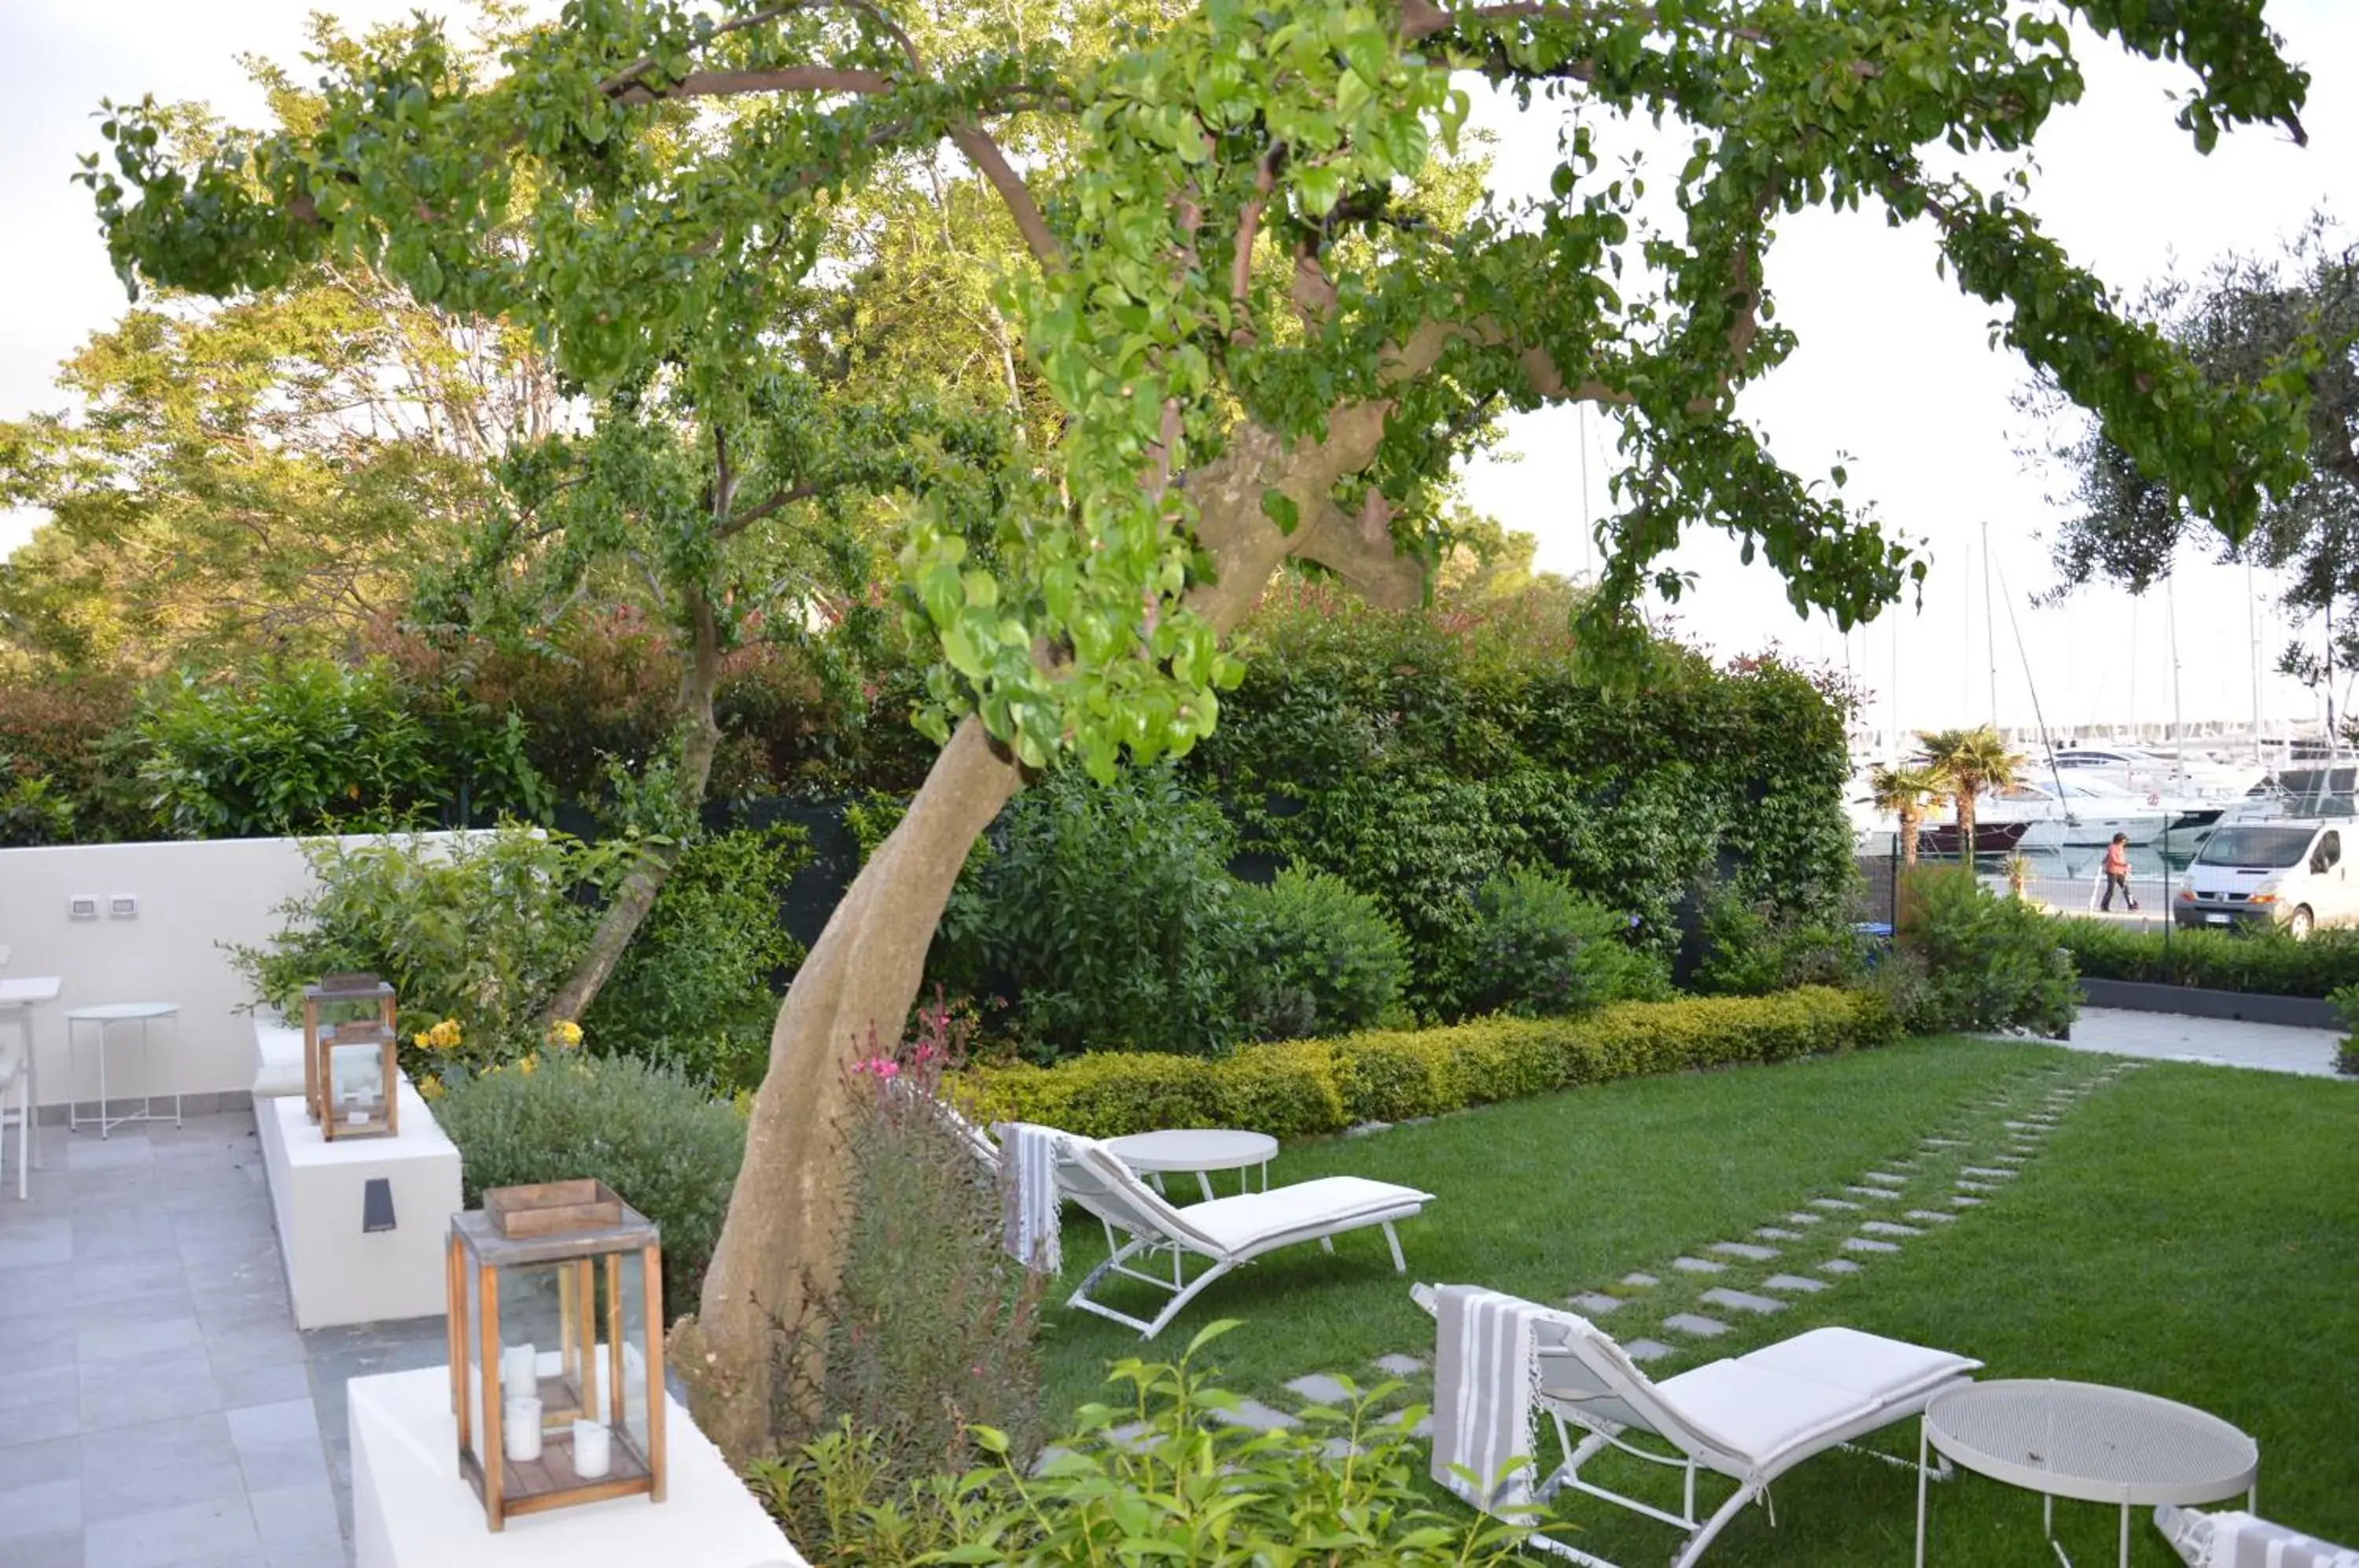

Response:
(86, 0), (2317, 1457)
(2040, 218), (2357, 686)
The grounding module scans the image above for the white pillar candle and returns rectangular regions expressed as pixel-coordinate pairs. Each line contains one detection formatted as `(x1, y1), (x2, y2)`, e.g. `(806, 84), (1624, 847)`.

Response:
(570, 1419), (612, 1479)
(501, 1343), (537, 1397)
(503, 1397), (543, 1462)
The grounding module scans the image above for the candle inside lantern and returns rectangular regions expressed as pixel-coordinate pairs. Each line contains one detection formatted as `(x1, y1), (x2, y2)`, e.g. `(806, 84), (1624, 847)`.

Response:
(501, 1342), (537, 1397)
(504, 1397), (543, 1462)
(571, 1419), (612, 1479)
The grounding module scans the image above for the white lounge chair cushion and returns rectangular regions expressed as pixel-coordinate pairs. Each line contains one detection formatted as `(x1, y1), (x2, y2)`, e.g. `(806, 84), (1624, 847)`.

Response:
(1734, 1326), (1978, 1407)
(1176, 1176), (1429, 1255)
(1654, 1360), (1879, 1468)
(2156, 1507), (2359, 1568)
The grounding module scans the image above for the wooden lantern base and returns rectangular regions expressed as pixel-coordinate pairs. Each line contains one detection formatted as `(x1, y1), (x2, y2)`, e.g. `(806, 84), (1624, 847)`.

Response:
(461, 1425), (657, 1526)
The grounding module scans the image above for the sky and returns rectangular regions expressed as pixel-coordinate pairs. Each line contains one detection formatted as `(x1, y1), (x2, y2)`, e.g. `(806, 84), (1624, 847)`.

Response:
(3, 1), (2356, 753)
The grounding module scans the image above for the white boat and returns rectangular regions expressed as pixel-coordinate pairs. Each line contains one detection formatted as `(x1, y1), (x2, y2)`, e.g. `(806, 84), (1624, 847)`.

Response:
(1980, 778), (2167, 848)
(2050, 745), (2262, 803)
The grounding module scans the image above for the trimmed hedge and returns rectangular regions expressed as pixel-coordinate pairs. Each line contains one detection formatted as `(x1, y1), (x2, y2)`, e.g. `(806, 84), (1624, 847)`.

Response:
(2054, 920), (2359, 999)
(957, 986), (1897, 1139)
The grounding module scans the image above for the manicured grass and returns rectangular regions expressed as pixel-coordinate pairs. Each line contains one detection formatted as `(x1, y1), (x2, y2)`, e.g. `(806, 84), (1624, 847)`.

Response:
(1036, 1039), (2359, 1566)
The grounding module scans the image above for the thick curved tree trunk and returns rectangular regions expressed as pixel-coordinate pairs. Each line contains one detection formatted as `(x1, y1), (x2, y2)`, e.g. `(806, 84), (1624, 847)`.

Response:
(1957, 788), (1978, 861)
(675, 406), (1425, 1463)
(542, 589), (725, 1029)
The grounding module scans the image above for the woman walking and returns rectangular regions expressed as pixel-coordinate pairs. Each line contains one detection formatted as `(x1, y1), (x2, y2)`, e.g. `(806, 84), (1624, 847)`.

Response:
(2100, 832), (2138, 912)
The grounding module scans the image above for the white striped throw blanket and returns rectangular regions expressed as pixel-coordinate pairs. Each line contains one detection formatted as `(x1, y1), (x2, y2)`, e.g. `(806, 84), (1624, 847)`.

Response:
(2158, 1507), (2359, 1568)
(995, 1121), (1063, 1274)
(1431, 1283), (1551, 1515)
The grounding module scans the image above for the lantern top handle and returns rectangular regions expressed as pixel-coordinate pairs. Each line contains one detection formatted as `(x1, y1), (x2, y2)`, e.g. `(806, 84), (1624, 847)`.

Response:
(454, 1181), (659, 1266)
(306, 972), (396, 1002)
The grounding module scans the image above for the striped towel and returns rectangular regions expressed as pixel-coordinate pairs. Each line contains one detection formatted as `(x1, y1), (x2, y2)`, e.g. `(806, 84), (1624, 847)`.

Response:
(1431, 1284), (1547, 1515)
(995, 1122), (1063, 1275)
(2158, 1507), (2359, 1568)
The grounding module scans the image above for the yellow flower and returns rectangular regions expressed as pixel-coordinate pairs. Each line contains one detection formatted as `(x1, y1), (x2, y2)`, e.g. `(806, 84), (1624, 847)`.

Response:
(547, 1019), (583, 1050)
(517, 1053), (539, 1077)
(416, 1076), (444, 1102)
(422, 1018), (463, 1051)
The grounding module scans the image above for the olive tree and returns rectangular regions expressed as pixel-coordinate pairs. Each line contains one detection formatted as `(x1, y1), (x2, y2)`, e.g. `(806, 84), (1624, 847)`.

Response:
(85, 0), (2316, 1457)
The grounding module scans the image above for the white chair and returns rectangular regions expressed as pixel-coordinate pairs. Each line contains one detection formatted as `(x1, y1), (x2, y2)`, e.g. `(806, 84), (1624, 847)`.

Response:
(2156, 1506), (2359, 1568)
(1414, 1283), (1979, 1568)
(1057, 1135), (1433, 1338)
(0, 1029), (29, 1200)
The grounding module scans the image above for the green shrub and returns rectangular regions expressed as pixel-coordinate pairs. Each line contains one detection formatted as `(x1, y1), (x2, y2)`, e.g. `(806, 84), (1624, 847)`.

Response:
(2055, 919), (2359, 999)
(1232, 868), (1409, 1040)
(134, 658), (548, 837)
(432, 1054), (745, 1306)
(960, 986), (1893, 1139)
(1456, 867), (1669, 1018)
(965, 767), (1250, 1058)
(2331, 984), (2359, 1076)
(748, 1323), (1533, 1566)
(1691, 884), (1866, 997)
(587, 826), (812, 1094)
(0, 767), (76, 847)
(1895, 868), (2077, 1037)
(230, 826), (631, 1067)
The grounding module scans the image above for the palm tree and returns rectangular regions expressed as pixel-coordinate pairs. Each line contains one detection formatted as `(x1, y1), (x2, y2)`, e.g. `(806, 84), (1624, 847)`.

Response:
(1916, 727), (2025, 856)
(1868, 764), (1947, 867)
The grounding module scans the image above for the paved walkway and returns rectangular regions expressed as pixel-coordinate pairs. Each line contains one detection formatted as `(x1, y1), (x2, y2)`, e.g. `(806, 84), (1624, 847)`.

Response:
(2062, 1007), (2347, 1078)
(0, 1109), (378, 1568)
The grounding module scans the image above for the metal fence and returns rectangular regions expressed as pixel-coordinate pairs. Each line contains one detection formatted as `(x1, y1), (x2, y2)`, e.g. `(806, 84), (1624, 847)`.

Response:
(1852, 834), (2177, 936)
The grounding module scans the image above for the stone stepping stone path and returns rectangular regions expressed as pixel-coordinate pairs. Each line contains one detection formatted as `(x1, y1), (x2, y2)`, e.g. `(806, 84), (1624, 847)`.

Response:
(1285, 1373), (1353, 1405)
(1274, 1062), (2129, 1423)
(1707, 1241), (1779, 1261)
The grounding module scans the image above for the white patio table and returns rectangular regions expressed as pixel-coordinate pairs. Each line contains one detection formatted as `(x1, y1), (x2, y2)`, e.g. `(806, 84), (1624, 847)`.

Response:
(1100, 1128), (1279, 1203)
(1916, 1378), (2259, 1568)
(0, 976), (64, 1170)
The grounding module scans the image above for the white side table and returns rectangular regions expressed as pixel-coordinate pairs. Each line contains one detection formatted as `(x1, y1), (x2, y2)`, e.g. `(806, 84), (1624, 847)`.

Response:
(0, 977), (64, 1169)
(1916, 1379), (2259, 1568)
(64, 1003), (182, 1139)
(1101, 1128), (1279, 1203)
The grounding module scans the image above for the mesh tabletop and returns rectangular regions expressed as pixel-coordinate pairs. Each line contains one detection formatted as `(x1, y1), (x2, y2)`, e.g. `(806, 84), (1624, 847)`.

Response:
(1925, 1380), (2258, 1507)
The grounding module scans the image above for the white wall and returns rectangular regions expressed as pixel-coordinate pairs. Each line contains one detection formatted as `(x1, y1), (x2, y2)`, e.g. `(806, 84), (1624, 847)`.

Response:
(0, 834), (455, 1110)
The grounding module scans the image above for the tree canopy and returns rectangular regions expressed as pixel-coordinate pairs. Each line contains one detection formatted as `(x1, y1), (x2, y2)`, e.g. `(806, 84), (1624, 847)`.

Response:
(2041, 217), (2358, 683)
(83, 0), (2320, 781)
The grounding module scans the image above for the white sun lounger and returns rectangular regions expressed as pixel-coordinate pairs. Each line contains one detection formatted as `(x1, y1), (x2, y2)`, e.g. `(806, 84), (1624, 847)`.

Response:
(2156, 1506), (2359, 1568)
(1413, 1283), (1980, 1567)
(1058, 1136), (1433, 1338)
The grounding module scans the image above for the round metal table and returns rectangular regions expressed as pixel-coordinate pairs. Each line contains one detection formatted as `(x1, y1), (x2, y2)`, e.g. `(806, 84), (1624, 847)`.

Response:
(64, 1003), (182, 1139)
(1100, 1128), (1279, 1203)
(1915, 1379), (2258, 1568)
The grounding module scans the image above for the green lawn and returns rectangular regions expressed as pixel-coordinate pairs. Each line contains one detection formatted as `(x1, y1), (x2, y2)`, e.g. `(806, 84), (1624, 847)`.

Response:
(1036, 1039), (2359, 1566)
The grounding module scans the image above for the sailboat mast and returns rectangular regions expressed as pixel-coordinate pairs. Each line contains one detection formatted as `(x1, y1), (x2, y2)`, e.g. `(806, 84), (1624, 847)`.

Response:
(2248, 558), (2264, 767)
(1983, 521), (2000, 729)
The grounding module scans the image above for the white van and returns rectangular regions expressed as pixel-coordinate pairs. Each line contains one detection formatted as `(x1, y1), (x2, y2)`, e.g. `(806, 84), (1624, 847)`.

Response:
(2176, 819), (2359, 939)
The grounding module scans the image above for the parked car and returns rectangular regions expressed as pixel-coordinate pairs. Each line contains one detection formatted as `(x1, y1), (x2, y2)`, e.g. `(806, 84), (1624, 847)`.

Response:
(2175, 819), (2357, 940)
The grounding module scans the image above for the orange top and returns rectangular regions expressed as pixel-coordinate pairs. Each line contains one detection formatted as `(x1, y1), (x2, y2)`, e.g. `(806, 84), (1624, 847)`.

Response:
(2104, 843), (2129, 875)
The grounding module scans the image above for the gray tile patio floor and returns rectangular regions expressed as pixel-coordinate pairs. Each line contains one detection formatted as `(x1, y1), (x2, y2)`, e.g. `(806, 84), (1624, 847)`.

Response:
(0, 1107), (438, 1568)
(2057, 1006), (2348, 1077)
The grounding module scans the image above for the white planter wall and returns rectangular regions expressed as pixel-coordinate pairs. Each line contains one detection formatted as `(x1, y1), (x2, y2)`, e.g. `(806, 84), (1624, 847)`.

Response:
(0, 834), (467, 1110)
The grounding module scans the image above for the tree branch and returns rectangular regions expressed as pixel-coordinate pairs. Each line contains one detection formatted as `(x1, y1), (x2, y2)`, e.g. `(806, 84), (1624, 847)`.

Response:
(947, 125), (1062, 270)
(613, 67), (894, 103)
(716, 482), (819, 539)
(1229, 145), (1283, 340)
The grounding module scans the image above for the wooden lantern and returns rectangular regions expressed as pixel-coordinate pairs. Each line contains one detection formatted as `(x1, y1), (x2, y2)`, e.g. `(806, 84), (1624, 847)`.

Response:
(318, 1021), (398, 1141)
(300, 973), (396, 1125)
(446, 1181), (666, 1531)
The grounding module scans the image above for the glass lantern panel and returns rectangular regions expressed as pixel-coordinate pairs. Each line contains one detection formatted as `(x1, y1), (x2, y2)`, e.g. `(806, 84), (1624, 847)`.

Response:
(496, 1261), (598, 1430)
(326, 1043), (385, 1127)
(616, 1249), (653, 1464)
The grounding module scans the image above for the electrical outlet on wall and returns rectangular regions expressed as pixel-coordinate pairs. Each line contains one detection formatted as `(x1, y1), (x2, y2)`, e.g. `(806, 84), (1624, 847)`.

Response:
(68, 895), (100, 921)
(109, 894), (138, 919)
